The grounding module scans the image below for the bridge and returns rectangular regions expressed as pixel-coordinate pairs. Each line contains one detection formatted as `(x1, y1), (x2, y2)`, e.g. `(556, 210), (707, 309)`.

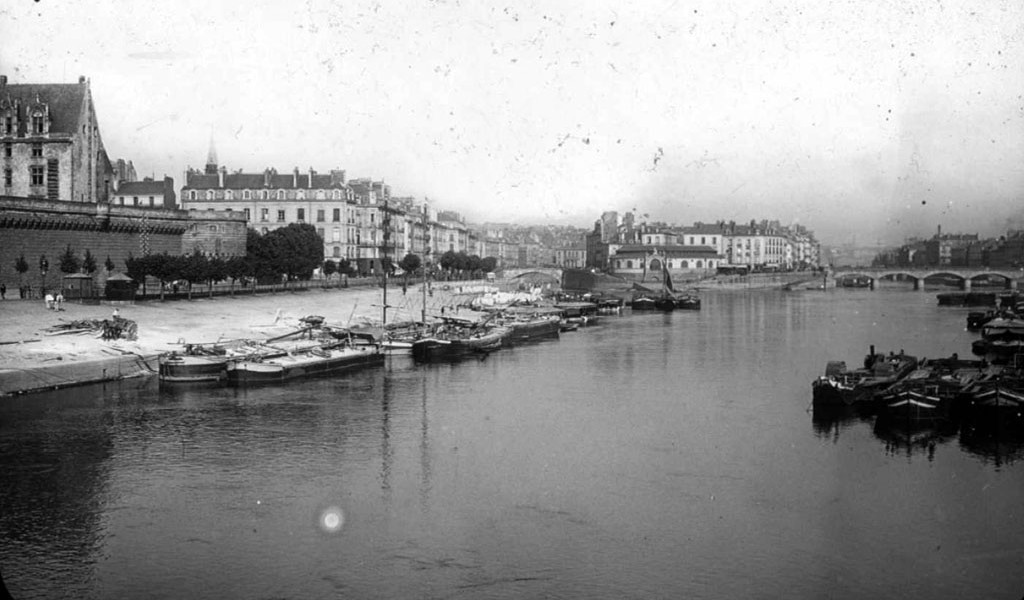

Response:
(830, 267), (1021, 291)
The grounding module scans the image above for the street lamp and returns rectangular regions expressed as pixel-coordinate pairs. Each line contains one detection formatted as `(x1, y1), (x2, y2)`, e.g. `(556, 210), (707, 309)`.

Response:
(39, 255), (49, 296)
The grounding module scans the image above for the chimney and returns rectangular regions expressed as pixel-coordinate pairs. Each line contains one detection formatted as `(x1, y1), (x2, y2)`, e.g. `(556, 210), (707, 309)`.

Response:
(218, 166), (225, 188)
(308, 167), (314, 189)
(264, 168), (271, 187)
(293, 167), (299, 188)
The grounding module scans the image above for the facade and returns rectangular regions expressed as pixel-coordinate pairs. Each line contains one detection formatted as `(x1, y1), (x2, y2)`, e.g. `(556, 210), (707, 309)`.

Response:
(112, 176), (176, 209)
(0, 75), (114, 203)
(611, 244), (722, 278)
(553, 243), (587, 268)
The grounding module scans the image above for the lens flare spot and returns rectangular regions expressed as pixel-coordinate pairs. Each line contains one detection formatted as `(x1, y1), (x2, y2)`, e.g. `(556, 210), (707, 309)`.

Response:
(319, 507), (344, 533)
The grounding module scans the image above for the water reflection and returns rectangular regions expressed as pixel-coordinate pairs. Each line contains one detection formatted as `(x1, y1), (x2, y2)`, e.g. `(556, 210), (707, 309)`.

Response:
(959, 423), (1024, 468)
(872, 417), (958, 460)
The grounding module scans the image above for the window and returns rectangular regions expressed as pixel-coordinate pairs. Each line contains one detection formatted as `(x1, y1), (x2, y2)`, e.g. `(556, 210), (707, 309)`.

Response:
(148, 196), (155, 207)
(260, 208), (269, 221)
(316, 209), (325, 222)
(4, 168), (11, 186)
(701, 237), (706, 245)
(682, 260), (689, 268)
(32, 113), (43, 134)
(189, 190), (197, 200)
(3, 143), (10, 157)
(208, 225), (218, 233)
(133, 196), (139, 206)
(243, 208), (251, 221)
(696, 260), (703, 268)
(333, 190), (341, 200)
(297, 208), (305, 222)
(206, 190), (214, 200)
(31, 144), (42, 158)
(29, 165), (43, 186)
(277, 190), (285, 200)
(333, 247), (341, 258)
(626, 260), (632, 269)
(277, 209), (285, 222)
(711, 237), (717, 245)
(225, 190), (233, 200)
(243, 189), (251, 199)
(3, 117), (11, 134)
(297, 190), (305, 200)
(261, 190), (269, 200)
(332, 228), (341, 242)
(332, 208), (340, 222)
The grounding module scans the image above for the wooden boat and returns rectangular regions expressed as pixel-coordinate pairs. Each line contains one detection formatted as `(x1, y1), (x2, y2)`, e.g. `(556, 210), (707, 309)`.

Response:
(411, 323), (508, 362)
(877, 368), (965, 423)
(630, 295), (659, 311)
(957, 377), (1024, 429)
(226, 341), (384, 385)
(554, 302), (600, 327)
(496, 312), (562, 344)
(673, 293), (701, 310)
(158, 321), (328, 383)
(811, 347), (918, 407)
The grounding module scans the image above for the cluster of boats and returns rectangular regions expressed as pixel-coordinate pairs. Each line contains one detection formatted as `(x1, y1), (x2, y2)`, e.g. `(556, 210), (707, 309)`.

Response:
(812, 345), (1024, 433)
(157, 295), (630, 386)
(966, 294), (1024, 361)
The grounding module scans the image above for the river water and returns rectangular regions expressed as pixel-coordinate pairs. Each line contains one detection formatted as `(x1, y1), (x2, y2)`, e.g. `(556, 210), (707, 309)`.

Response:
(1, 288), (1022, 599)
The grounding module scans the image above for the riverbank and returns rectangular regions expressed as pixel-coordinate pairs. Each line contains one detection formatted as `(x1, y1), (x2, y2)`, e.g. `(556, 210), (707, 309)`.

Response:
(0, 282), (488, 396)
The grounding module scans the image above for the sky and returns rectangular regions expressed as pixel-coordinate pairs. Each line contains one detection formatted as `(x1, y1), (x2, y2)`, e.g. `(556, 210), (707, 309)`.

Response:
(3, 0), (1023, 245)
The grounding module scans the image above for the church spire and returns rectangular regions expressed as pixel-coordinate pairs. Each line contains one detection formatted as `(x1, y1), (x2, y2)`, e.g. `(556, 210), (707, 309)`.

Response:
(204, 133), (218, 175)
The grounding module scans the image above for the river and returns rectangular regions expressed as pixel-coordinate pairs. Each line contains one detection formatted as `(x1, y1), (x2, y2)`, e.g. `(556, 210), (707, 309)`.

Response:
(1, 288), (1021, 599)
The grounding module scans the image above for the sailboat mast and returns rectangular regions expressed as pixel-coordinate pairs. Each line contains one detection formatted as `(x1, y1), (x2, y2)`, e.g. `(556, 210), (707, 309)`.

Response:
(382, 199), (389, 329)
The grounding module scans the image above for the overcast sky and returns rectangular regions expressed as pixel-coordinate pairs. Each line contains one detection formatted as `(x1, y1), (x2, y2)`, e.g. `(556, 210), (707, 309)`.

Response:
(3, 0), (1022, 244)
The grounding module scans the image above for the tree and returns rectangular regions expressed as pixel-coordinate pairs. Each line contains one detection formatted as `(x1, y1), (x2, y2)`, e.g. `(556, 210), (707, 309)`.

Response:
(105, 255), (116, 273)
(225, 256), (250, 295)
(82, 249), (97, 275)
(124, 254), (148, 295)
(439, 250), (457, 274)
(206, 256), (227, 298)
(322, 259), (338, 280)
(263, 223), (324, 286)
(146, 253), (176, 301)
(59, 244), (81, 275)
(179, 250), (210, 300)
(481, 256), (498, 273)
(15, 253), (28, 291)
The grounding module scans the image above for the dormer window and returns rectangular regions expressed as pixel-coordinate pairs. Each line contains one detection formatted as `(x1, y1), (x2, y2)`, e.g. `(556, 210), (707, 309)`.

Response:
(206, 190), (214, 200)
(225, 189), (233, 200)
(3, 116), (11, 135)
(32, 112), (44, 135)
(189, 190), (197, 200)
(296, 190), (305, 200)
(277, 189), (285, 200)
(332, 189), (341, 200)
(243, 189), (251, 199)
(261, 190), (269, 200)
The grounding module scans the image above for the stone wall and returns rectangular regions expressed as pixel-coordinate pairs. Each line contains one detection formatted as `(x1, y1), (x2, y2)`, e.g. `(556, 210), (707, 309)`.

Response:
(0, 196), (246, 295)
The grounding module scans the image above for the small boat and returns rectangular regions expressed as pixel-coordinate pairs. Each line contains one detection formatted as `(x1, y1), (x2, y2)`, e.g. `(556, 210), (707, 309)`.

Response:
(494, 312), (561, 345)
(811, 346), (918, 407)
(673, 293), (701, 310)
(554, 302), (600, 327)
(226, 341), (384, 385)
(630, 295), (659, 311)
(411, 323), (508, 362)
(159, 342), (245, 383)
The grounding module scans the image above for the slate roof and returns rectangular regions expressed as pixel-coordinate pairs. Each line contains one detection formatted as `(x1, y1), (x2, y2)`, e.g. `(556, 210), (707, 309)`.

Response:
(1, 83), (88, 136)
(183, 172), (350, 190)
(116, 180), (168, 196)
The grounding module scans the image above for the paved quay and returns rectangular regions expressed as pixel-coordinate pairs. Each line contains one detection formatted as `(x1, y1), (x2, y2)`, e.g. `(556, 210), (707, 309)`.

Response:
(0, 283), (480, 397)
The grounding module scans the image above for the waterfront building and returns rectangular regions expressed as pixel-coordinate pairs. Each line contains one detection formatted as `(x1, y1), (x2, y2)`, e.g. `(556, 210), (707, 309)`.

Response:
(553, 241), (587, 269)
(0, 75), (114, 203)
(611, 244), (722, 279)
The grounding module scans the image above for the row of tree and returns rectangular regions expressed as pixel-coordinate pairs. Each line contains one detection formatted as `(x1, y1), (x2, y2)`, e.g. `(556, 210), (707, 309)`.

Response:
(11, 223), (503, 296)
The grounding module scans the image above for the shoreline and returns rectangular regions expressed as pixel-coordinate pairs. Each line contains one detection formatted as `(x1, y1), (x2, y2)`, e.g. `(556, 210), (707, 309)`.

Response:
(0, 275), (825, 397)
(0, 282), (487, 397)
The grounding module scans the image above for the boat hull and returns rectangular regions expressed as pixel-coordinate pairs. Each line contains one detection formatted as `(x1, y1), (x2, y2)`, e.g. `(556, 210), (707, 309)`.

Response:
(158, 354), (230, 383)
(226, 346), (384, 385)
(411, 333), (503, 362)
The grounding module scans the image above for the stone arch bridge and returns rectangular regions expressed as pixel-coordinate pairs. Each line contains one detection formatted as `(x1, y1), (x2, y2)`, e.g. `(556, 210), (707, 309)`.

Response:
(831, 267), (1020, 291)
